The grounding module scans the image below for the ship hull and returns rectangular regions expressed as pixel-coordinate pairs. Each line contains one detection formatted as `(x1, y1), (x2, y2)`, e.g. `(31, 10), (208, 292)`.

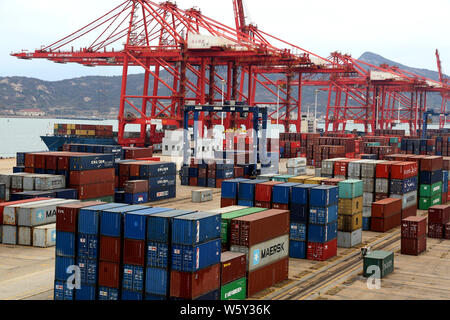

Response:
(41, 135), (118, 151)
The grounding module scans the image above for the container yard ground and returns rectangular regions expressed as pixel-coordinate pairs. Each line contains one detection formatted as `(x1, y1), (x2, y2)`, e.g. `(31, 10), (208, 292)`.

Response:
(1, 158), (449, 300)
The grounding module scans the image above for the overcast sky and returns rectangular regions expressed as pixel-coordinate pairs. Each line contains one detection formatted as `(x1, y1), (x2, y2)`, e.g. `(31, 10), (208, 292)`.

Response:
(0, 0), (448, 81)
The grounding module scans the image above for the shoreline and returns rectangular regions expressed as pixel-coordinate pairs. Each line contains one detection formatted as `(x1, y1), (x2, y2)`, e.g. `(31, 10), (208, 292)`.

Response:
(0, 115), (116, 121)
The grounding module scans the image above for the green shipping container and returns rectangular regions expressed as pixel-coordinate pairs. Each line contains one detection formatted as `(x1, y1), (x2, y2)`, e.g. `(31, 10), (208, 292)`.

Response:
(389, 137), (399, 144)
(363, 250), (394, 278)
(367, 142), (380, 146)
(82, 195), (114, 203)
(418, 194), (441, 210)
(221, 208), (267, 244)
(221, 277), (246, 300)
(419, 182), (442, 198)
(272, 175), (294, 182)
(338, 179), (363, 199)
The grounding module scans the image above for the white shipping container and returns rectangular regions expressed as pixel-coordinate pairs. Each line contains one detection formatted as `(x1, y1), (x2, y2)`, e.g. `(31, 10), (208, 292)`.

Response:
(191, 189), (213, 203)
(363, 178), (375, 193)
(287, 166), (306, 176)
(2, 225), (17, 245)
(375, 178), (389, 194)
(287, 158), (307, 168)
(18, 199), (79, 227)
(2, 199), (62, 225)
(363, 192), (374, 207)
(363, 206), (372, 218)
(0, 174), (12, 188)
(337, 229), (362, 248)
(34, 175), (66, 191)
(18, 226), (32, 246)
(230, 234), (289, 272)
(11, 173), (32, 189)
(23, 175), (42, 191)
(206, 206), (248, 214)
(390, 191), (417, 210)
(33, 223), (56, 248)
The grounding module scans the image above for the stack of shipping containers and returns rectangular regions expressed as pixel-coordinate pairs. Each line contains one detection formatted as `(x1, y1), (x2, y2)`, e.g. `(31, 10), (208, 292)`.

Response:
(219, 252), (247, 300)
(220, 178), (250, 207)
(307, 186), (339, 261)
(371, 198), (402, 232)
(272, 183), (300, 210)
(389, 162), (419, 219)
(337, 180), (363, 248)
(401, 216), (427, 255)
(254, 181), (283, 209)
(427, 205), (450, 239)
(361, 160), (385, 229)
(418, 157), (443, 210)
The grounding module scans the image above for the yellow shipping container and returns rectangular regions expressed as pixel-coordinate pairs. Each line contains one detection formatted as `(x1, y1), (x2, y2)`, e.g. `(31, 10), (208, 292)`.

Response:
(338, 212), (363, 232)
(54, 123), (59, 130)
(304, 177), (328, 185)
(338, 197), (363, 215)
(288, 175), (314, 183)
(87, 130), (95, 136)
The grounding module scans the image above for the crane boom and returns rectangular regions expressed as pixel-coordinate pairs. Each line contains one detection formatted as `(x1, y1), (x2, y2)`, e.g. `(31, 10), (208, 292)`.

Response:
(233, 0), (247, 35)
(436, 49), (445, 83)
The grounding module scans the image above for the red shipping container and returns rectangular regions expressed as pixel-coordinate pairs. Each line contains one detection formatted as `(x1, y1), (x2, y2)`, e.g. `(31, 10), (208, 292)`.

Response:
(254, 201), (271, 209)
(334, 159), (355, 177)
(254, 181), (283, 202)
(247, 257), (289, 298)
(401, 235), (427, 256)
(272, 203), (289, 210)
(216, 179), (225, 189)
(307, 239), (337, 261)
(220, 252), (246, 285)
(401, 216), (427, 239)
(420, 156), (443, 172)
(371, 212), (401, 232)
(34, 154), (46, 169)
(69, 168), (115, 185)
(170, 263), (220, 299)
(375, 161), (402, 179)
(375, 193), (389, 202)
(72, 182), (115, 200)
(445, 223), (450, 240)
(322, 178), (344, 186)
(0, 198), (51, 225)
(428, 223), (445, 238)
(428, 205), (450, 224)
(24, 153), (35, 168)
(123, 239), (146, 266)
(371, 198), (402, 218)
(230, 210), (290, 247)
(189, 177), (198, 186)
(45, 155), (57, 170)
(129, 163), (141, 177)
(390, 162), (418, 180)
(24, 167), (35, 173)
(442, 192), (448, 204)
(401, 205), (417, 220)
(221, 197), (237, 208)
(100, 236), (122, 263)
(56, 201), (104, 232)
(98, 261), (120, 288)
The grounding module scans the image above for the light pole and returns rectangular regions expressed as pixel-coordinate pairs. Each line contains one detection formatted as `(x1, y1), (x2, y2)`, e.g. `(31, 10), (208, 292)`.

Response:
(221, 79), (225, 126)
(314, 89), (320, 122)
(276, 85), (280, 127)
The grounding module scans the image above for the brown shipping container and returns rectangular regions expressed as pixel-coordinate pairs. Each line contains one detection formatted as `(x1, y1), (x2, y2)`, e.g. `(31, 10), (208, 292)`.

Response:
(401, 205), (417, 220)
(123, 180), (149, 194)
(56, 201), (104, 233)
(220, 252), (246, 285)
(428, 223), (445, 238)
(123, 239), (146, 266)
(371, 198), (402, 218)
(100, 236), (122, 263)
(401, 235), (427, 256)
(401, 216), (427, 239)
(98, 261), (121, 288)
(428, 205), (450, 224)
(73, 182), (115, 200)
(254, 201), (272, 209)
(272, 203), (289, 210)
(420, 156), (443, 172)
(247, 257), (289, 298)
(170, 263), (220, 299)
(445, 223), (450, 240)
(230, 209), (289, 247)
(221, 197), (237, 208)
(69, 168), (115, 185)
(371, 212), (401, 232)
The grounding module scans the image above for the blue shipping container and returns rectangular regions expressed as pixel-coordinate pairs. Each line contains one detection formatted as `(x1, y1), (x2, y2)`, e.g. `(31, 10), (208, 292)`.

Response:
(238, 180), (268, 201)
(290, 222), (307, 241)
(221, 178), (250, 199)
(237, 200), (254, 207)
(77, 258), (97, 285)
(290, 203), (309, 223)
(54, 189), (78, 199)
(75, 284), (96, 301)
(69, 154), (115, 171)
(100, 205), (148, 237)
(121, 290), (143, 300)
(124, 207), (173, 240)
(362, 217), (371, 231)
(123, 192), (149, 205)
(171, 212), (221, 245)
(216, 169), (234, 180)
(420, 170), (443, 185)
(145, 294), (166, 300)
(148, 185), (176, 202)
(123, 264), (144, 292)
(56, 231), (76, 257)
(55, 256), (75, 281)
(189, 168), (199, 177)
(291, 185), (317, 205)
(147, 210), (196, 243)
(308, 222), (338, 243)
(54, 280), (74, 301)
(149, 175), (176, 189)
(114, 191), (125, 203)
(147, 241), (169, 268)
(390, 177), (418, 195)
(78, 203), (128, 235)
(172, 238), (221, 272)
(310, 186), (339, 207)
(309, 205), (338, 225)
(13, 166), (25, 173)
(207, 179), (216, 188)
(145, 267), (168, 296)
(195, 289), (220, 300)
(77, 234), (98, 259)
(140, 162), (176, 178)
(98, 287), (119, 300)
(272, 183), (301, 204)
(289, 240), (306, 259)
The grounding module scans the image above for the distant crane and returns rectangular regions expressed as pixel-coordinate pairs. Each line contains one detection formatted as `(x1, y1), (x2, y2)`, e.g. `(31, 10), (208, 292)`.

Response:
(436, 49), (449, 128)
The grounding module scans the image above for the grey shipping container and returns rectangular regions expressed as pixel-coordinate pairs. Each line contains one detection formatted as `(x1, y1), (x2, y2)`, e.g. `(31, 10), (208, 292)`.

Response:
(363, 178), (375, 193)
(230, 234), (289, 272)
(18, 226), (32, 246)
(23, 175), (41, 191)
(348, 160), (365, 178)
(337, 229), (362, 248)
(390, 191), (417, 210)
(3, 199), (59, 225)
(361, 161), (386, 178)
(314, 168), (322, 177)
(363, 206), (372, 218)
(0, 174), (12, 188)
(35, 175), (66, 191)
(363, 193), (374, 206)
(18, 199), (79, 227)
(33, 223), (56, 247)
(11, 173), (33, 189)
(2, 225), (17, 245)
(206, 206), (248, 214)
(375, 179), (389, 194)
(288, 167), (307, 176)
(191, 189), (213, 203)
